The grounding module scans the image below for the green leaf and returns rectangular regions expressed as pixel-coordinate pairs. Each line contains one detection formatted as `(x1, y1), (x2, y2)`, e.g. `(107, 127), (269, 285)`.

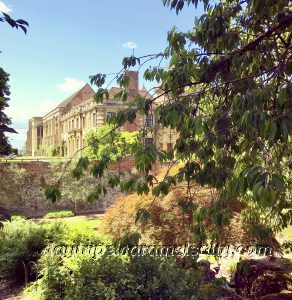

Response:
(108, 174), (120, 188)
(252, 181), (263, 201)
(136, 181), (150, 195)
(89, 73), (106, 87)
(269, 121), (277, 141)
(135, 209), (151, 223)
(280, 120), (288, 140)
(94, 88), (109, 103)
(272, 174), (284, 190)
(278, 85), (287, 105)
(120, 178), (136, 192)
(45, 185), (61, 203)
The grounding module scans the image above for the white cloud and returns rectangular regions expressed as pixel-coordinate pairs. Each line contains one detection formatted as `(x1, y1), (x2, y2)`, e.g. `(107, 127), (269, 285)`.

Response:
(7, 128), (27, 150)
(0, 1), (12, 13)
(5, 99), (59, 127)
(122, 41), (138, 49)
(56, 77), (86, 93)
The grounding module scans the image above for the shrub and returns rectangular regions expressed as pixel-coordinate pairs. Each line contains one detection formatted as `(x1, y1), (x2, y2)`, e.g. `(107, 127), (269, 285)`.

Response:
(44, 210), (75, 219)
(11, 214), (27, 221)
(100, 165), (260, 246)
(25, 251), (224, 300)
(0, 219), (105, 282)
(227, 260), (238, 275)
(0, 219), (66, 280)
(47, 145), (58, 157)
(60, 227), (105, 246)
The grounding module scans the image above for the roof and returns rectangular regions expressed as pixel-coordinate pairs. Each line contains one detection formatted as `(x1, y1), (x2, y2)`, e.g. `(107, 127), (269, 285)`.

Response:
(73, 86), (152, 109)
(57, 83), (94, 108)
(43, 84), (95, 118)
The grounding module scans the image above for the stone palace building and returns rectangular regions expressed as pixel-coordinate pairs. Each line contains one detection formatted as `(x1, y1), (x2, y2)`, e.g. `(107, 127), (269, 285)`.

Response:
(25, 71), (178, 157)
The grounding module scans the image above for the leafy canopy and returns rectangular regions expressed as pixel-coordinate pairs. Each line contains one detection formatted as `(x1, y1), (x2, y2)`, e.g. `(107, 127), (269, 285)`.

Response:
(48, 0), (292, 243)
(0, 10), (28, 154)
(0, 12), (29, 34)
(0, 10), (28, 155)
(0, 11), (28, 225)
(0, 68), (17, 155)
(83, 125), (139, 162)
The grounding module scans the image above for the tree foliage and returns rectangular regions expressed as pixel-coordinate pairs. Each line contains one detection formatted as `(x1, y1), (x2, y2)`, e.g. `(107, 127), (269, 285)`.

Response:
(100, 165), (277, 248)
(0, 9), (28, 154)
(0, 11), (28, 226)
(0, 68), (16, 155)
(0, 206), (11, 229)
(48, 0), (292, 243)
(0, 12), (29, 34)
(83, 125), (139, 162)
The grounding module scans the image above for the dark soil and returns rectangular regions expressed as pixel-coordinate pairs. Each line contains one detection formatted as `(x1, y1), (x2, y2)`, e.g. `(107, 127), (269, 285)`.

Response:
(0, 280), (24, 300)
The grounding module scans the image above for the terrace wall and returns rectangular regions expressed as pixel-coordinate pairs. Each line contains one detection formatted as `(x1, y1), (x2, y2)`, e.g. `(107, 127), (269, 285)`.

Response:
(0, 157), (149, 217)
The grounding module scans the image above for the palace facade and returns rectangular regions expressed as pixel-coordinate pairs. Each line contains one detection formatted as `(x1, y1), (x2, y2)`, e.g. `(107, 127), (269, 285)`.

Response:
(25, 71), (178, 157)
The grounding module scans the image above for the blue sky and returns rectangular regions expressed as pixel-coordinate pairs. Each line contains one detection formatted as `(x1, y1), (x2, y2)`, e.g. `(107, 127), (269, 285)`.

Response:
(0, 0), (202, 149)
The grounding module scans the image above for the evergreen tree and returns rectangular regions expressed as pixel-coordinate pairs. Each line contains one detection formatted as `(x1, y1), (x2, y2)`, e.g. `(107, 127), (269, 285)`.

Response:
(0, 68), (17, 155)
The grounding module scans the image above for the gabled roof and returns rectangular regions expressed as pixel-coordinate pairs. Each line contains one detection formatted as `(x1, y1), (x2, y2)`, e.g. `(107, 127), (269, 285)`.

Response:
(43, 84), (95, 118)
(57, 83), (94, 108)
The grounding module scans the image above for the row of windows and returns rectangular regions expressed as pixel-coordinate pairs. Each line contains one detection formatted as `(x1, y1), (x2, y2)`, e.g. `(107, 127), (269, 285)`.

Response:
(43, 112), (155, 136)
(66, 113), (154, 131)
(65, 111), (116, 131)
(44, 124), (57, 136)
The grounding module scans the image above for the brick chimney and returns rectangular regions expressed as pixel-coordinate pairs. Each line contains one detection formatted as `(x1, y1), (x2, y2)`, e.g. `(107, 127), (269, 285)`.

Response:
(125, 71), (138, 91)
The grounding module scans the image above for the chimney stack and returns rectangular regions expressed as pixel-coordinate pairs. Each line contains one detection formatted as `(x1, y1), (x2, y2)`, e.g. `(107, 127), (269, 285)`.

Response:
(125, 71), (138, 91)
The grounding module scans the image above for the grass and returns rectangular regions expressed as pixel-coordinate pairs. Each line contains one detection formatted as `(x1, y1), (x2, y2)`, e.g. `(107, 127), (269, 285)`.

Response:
(0, 156), (72, 163)
(37, 214), (102, 232)
(280, 226), (292, 240)
(57, 216), (102, 231)
(44, 210), (75, 219)
(277, 225), (292, 260)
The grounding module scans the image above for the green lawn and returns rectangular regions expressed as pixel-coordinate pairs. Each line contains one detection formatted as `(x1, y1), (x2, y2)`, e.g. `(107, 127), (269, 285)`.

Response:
(0, 156), (71, 163)
(280, 226), (292, 240)
(35, 214), (103, 232)
(277, 225), (292, 260)
(56, 216), (102, 231)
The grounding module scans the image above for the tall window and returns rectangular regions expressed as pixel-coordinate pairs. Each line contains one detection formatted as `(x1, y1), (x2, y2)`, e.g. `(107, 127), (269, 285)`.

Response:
(145, 115), (153, 128)
(93, 112), (96, 126)
(76, 118), (79, 129)
(145, 138), (154, 145)
(106, 112), (115, 123)
(167, 143), (173, 152)
(82, 116), (85, 128)
(55, 120), (58, 134)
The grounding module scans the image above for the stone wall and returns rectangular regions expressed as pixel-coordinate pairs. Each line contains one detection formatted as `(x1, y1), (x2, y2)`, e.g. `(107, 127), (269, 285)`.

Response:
(0, 157), (138, 218)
